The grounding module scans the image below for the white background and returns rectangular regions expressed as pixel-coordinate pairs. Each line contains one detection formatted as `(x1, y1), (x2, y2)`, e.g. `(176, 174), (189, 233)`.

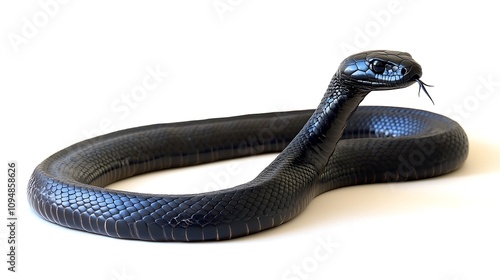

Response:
(1, 1), (500, 279)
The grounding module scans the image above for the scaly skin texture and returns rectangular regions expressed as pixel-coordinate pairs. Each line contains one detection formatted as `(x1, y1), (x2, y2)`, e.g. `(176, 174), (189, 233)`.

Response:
(28, 51), (468, 241)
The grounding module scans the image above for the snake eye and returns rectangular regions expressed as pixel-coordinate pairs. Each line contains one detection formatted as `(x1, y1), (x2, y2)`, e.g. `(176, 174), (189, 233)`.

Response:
(369, 60), (386, 74)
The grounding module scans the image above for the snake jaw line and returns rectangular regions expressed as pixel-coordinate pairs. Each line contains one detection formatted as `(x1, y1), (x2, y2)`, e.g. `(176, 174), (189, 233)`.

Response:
(415, 78), (434, 105)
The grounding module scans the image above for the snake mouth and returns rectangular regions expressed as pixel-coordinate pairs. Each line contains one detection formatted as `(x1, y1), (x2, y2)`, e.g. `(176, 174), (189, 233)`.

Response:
(414, 76), (434, 105)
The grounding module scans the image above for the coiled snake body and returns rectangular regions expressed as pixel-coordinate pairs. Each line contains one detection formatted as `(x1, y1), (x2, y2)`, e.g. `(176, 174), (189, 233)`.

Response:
(28, 50), (468, 241)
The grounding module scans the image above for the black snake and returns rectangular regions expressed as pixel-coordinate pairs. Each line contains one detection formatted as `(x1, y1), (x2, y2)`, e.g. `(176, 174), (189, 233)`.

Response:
(28, 50), (469, 241)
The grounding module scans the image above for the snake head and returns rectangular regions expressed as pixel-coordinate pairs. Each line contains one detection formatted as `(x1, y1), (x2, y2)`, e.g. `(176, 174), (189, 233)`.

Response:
(338, 50), (422, 91)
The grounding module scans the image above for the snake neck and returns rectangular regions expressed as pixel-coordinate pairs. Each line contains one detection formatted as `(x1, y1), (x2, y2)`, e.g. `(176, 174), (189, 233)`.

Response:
(301, 73), (370, 170)
(258, 73), (370, 179)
